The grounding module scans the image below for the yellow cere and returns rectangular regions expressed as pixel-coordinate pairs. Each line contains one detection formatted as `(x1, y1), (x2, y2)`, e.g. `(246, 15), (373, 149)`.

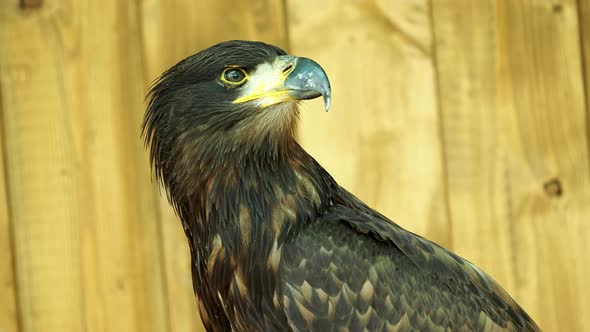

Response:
(233, 57), (296, 108)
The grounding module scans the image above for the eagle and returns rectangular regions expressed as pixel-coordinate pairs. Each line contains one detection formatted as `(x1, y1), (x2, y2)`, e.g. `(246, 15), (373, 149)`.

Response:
(142, 40), (540, 332)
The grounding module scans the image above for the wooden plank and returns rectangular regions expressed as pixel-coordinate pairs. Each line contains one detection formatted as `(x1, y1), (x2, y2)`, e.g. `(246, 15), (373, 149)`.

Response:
(139, 1), (289, 331)
(432, 0), (590, 330)
(0, 2), (85, 330)
(0, 91), (20, 332)
(0, 1), (169, 331)
(430, 0), (517, 302)
(70, 2), (169, 331)
(140, 0), (289, 83)
(287, 0), (451, 245)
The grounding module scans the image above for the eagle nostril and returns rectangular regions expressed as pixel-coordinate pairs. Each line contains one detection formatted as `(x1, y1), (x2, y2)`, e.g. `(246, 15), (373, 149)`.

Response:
(282, 64), (293, 74)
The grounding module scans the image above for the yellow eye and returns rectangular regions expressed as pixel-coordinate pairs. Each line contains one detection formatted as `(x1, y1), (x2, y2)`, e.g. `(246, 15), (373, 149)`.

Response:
(221, 68), (248, 84)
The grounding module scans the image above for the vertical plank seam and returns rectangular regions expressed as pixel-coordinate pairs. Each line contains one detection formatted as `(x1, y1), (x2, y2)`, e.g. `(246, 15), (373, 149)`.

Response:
(281, 0), (292, 53)
(493, 0), (521, 304)
(576, 0), (590, 178)
(283, 0), (300, 144)
(427, 0), (454, 250)
(0, 81), (24, 332)
(134, 0), (174, 330)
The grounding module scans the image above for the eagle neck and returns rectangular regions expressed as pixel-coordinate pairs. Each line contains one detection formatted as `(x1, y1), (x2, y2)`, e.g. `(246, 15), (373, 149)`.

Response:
(189, 140), (336, 256)
(175, 140), (337, 330)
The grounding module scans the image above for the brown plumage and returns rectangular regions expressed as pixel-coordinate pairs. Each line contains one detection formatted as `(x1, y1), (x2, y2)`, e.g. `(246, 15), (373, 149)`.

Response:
(142, 40), (540, 331)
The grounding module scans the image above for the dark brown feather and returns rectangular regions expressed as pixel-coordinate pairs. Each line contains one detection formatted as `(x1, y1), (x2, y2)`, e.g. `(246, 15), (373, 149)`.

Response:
(279, 188), (541, 331)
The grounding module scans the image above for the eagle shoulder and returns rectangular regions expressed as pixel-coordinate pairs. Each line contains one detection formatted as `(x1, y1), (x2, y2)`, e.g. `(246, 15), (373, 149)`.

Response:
(277, 188), (540, 331)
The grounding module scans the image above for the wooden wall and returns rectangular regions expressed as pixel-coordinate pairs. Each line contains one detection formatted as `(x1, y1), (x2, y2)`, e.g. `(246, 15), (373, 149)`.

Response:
(0, 0), (588, 331)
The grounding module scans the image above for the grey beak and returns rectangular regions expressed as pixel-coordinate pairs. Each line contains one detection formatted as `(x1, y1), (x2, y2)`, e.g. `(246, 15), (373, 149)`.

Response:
(282, 56), (332, 112)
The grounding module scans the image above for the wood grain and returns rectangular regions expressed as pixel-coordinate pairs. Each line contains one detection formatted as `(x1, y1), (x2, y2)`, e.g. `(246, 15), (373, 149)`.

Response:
(0, 2), (85, 330)
(139, 1), (289, 331)
(0, 1), (168, 331)
(287, 0), (451, 247)
(140, 0), (289, 86)
(0, 84), (20, 332)
(431, 0), (517, 303)
(432, 0), (590, 330)
(71, 2), (169, 331)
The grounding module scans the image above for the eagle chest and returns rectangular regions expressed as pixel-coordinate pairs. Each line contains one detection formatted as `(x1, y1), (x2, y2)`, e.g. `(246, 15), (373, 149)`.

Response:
(194, 172), (322, 331)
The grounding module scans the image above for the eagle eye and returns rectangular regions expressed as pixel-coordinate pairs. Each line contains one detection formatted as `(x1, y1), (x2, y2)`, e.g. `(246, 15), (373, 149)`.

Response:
(221, 68), (248, 85)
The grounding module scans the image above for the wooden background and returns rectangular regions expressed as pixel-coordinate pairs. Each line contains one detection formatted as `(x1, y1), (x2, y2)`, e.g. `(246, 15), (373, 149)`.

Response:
(1, 0), (589, 331)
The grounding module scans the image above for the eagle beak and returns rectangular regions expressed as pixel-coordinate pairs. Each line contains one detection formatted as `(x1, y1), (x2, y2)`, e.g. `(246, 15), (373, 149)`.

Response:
(233, 55), (332, 112)
(283, 56), (332, 112)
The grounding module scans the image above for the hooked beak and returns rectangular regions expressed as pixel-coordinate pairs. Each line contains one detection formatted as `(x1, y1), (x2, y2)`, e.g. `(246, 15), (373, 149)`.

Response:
(233, 55), (332, 111)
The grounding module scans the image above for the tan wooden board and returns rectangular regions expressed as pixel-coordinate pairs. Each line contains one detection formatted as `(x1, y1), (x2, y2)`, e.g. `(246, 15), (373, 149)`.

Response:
(432, 0), (590, 330)
(0, 69), (20, 332)
(288, 0), (451, 247)
(0, 2), (168, 331)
